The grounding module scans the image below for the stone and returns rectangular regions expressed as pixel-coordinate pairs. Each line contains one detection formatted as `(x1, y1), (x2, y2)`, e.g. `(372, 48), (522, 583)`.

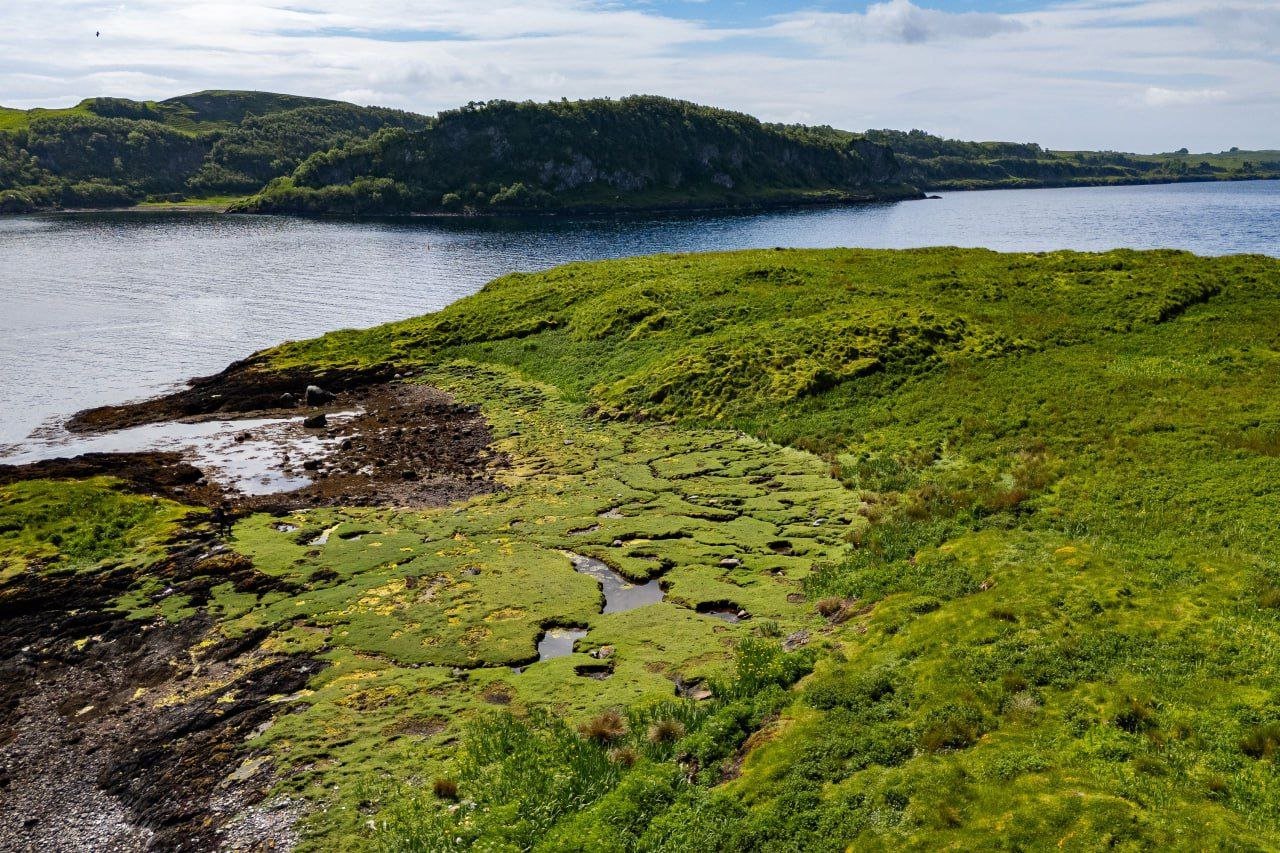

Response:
(718, 557), (742, 569)
(304, 385), (335, 405)
(302, 413), (327, 429)
(783, 630), (809, 652)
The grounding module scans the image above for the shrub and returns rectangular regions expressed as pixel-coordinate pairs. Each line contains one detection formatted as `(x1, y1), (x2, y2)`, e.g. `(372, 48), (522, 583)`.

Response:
(608, 746), (639, 768)
(816, 596), (845, 618)
(1240, 723), (1280, 759)
(1112, 696), (1158, 734)
(920, 702), (989, 752)
(580, 710), (627, 744)
(648, 719), (687, 745)
(804, 663), (908, 720)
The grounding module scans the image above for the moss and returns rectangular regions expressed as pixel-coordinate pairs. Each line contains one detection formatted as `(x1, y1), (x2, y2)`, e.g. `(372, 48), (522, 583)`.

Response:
(0, 477), (189, 583)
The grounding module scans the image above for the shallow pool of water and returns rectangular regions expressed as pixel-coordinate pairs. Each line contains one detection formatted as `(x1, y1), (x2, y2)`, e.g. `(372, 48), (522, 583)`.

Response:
(567, 552), (665, 614)
(0, 411), (358, 496)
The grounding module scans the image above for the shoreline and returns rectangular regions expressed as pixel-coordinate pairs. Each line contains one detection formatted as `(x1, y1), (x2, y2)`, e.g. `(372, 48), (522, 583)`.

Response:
(10, 172), (1277, 218)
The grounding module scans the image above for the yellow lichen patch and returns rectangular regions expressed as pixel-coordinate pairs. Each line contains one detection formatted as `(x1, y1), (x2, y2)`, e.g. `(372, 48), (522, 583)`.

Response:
(485, 606), (525, 622)
(350, 579), (409, 616)
(337, 684), (407, 712)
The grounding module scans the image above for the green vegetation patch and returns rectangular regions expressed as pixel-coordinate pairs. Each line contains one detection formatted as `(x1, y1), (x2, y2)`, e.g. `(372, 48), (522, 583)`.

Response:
(14, 247), (1280, 850)
(0, 477), (188, 583)
(250, 247), (1280, 849)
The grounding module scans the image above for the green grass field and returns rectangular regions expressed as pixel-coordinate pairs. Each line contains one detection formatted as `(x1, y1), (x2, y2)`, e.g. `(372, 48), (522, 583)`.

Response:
(6, 247), (1280, 849)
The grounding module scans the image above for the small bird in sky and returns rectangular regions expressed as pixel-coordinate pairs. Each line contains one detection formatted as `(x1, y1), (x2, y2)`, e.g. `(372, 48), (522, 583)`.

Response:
(95, 31), (100, 37)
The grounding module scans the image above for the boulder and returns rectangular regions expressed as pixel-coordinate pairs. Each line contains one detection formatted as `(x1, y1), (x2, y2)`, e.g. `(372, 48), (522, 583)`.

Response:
(302, 413), (327, 429)
(304, 385), (335, 405)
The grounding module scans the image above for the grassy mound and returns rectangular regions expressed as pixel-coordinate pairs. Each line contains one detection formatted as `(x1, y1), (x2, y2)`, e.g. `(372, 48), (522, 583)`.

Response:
(260, 247), (1280, 848)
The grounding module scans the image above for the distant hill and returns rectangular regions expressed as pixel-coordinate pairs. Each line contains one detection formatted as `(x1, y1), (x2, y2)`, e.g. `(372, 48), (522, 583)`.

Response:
(860, 128), (1280, 190)
(1, 89), (1275, 214)
(0, 90), (429, 212)
(235, 96), (917, 215)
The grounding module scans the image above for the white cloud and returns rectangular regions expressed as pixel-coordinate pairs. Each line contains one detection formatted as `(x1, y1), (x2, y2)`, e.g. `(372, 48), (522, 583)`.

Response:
(770, 0), (1025, 48)
(0, 1), (1275, 152)
(1142, 86), (1230, 106)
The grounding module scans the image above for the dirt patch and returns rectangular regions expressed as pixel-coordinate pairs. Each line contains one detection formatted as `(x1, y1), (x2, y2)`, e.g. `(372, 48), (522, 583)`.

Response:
(245, 381), (507, 512)
(0, 529), (317, 852)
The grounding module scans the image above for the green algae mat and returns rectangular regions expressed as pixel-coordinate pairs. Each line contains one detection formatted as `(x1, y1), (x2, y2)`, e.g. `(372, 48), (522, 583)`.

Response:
(6, 247), (1280, 851)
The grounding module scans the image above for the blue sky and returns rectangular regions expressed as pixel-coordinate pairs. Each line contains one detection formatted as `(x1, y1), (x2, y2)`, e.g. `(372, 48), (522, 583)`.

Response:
(1, 1), (1277, 151)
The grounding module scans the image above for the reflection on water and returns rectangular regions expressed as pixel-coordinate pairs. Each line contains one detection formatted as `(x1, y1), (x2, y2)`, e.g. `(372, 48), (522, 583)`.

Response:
(567, 552), (664, 614)
(534, 627), (588, 661)
(0, 412), (357, 495)
(2, 179), (1276, 446)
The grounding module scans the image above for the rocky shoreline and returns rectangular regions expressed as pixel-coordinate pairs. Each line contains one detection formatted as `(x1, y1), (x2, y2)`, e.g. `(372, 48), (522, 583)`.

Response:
(0, 365), (511, 850)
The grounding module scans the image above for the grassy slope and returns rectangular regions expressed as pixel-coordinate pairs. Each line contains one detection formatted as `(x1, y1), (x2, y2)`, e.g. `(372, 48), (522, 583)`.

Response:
(7, 247), (1280, 849)
(260, 247), (1280, 848)
(0, 91), (340, 134)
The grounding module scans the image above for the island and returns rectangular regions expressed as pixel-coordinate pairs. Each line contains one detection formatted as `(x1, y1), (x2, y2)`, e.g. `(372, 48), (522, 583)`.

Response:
(2, 91), (1276, 214)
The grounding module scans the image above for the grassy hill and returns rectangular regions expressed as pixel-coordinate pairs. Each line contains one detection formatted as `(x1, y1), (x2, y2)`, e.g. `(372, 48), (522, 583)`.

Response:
(2, 90), (1275, 214)
(860, 128), (1280, 190)
(0, 90), (428, 212)
(232, 96), (917, 215)
(7, 247), (1280, 849)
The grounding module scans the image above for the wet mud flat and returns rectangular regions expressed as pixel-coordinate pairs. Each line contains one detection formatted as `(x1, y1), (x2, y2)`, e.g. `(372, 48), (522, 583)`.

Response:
(3, 371), (510, 514)
(0, 367), (511, 850)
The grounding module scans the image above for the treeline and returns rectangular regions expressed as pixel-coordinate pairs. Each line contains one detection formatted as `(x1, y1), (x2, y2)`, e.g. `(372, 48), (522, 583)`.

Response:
(2, 89), (1276, 214)
(862, 128), (1280, 190)
(0, 91), (427, 212)
(234, 96), (915, 215)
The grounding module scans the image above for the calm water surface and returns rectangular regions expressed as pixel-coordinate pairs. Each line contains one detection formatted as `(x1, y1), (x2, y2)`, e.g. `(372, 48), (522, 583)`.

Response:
(2, 179), (1277, 449)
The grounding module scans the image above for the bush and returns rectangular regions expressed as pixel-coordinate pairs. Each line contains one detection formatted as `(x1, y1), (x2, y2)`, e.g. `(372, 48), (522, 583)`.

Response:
(580, 710), (627, 744)
(920, 702), (990, 752)
(648, 719), (686, 745)
(1240, 722), (1280, 759)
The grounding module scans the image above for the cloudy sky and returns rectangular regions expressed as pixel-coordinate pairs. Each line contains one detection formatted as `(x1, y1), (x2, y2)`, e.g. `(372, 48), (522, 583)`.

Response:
(2, 0), (1277, 152)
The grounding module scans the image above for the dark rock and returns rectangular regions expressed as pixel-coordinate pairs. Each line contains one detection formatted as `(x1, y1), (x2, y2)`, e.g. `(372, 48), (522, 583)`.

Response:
(302, 413), (327, 429)
(783, 630), (809, 651)
(304, 385), (335, 406)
